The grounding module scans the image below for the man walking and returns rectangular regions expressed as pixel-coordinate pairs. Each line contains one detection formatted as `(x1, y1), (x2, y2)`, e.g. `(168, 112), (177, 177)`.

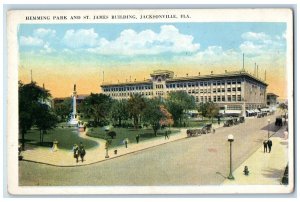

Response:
(267, 139), (273, 153)
(79, 143), (86, 162)
(263, 140), (268, 153)
(165, 131), (169, 140)
(136, 134), (140, 144)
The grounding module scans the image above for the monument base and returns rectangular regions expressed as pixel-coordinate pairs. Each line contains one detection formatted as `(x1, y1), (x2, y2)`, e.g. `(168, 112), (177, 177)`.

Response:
(68, 118), (79, 126)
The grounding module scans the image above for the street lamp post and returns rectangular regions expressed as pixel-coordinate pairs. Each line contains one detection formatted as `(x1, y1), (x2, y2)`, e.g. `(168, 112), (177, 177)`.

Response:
(268, 119), (271, 139)
(227, 134), (235, 180)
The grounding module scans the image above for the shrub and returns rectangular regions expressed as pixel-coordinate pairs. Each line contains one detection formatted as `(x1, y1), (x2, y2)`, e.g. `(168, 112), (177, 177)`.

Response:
(107, 131), (117, 139)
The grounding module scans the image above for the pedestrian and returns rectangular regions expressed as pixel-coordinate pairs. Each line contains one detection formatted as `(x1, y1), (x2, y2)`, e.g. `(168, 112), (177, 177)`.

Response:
(136, 134), (140, 144)
(263, 140), (268, 153)
(267, 139), (273, 153)
(79, 144), (86, 162)
(124, 139), (128, 148)
(52, 139), (58, 152)
(73, 144), (79, 163)
(164, 131), (169, 139)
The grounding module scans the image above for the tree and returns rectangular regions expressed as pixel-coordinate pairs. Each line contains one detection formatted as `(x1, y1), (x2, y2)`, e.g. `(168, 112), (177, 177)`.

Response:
(205, 102), (220, 123)
(166, 91), (196, 126)
(53, 98), (72, 122)
(159, 105), (174, 128)
(198, 102), (208, 120)
(143, 98), (168, 136)
(278, 102), (288, 115)
(19, 81), (51, 150)
(34, 103), (58, 144)
(80, 93), (113, 126)
(110, 99), (129, 126)
(128, 94), (146, 129)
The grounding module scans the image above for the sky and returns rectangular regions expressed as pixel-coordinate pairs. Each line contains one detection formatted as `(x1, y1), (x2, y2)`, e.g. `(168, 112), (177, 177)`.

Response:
(18, 22), (287, 98)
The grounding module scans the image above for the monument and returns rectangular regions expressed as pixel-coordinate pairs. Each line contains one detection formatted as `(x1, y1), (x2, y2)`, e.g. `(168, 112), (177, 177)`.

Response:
(68, 84), (79, 126)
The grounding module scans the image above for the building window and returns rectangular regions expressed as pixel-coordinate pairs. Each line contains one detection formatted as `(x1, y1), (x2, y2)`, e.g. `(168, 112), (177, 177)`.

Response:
(232, 88), (236, 92)
(237, 95), (241, 101)
(196, 96), (199, 102)
(237, 87), (241, 91)
(232, 95), (236, 102)
(222, 96), (225, 101)
(213, 96), (217, 102)
(227, 88), (231, 92)
(217, 96), (221, 102)
(228, 96), (231, 102)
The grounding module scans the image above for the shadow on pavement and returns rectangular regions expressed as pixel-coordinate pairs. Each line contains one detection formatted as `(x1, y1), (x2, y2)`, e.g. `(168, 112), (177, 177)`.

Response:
(216, 171), (227, 179)
(262, 168), (284, 182)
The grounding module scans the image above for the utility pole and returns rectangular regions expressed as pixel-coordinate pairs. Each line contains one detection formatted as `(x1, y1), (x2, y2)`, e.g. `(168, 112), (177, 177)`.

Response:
(242, 53), (245, 71)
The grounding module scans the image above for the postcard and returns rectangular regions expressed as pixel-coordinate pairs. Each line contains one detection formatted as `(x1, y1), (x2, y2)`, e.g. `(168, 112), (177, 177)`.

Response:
(6, 8), (294, 195)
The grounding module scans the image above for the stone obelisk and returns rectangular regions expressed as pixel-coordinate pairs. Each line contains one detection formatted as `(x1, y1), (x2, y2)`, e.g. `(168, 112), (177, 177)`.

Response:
(68, 84), (79, 125)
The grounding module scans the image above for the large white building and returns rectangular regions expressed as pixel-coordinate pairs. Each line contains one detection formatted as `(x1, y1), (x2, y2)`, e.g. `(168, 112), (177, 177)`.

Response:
(101, 70), (268, 116)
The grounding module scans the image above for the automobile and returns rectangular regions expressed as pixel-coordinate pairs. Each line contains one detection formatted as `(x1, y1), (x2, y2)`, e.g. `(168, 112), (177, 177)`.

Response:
(202, 124), (212, 133)
(257, 113), (263, 118)
(187, 124), (213, 137)
(239, 116), (245, 123)
(224, 119), (234, 127)
(233, 118), (239, 125)
(275, 117), (283, 126)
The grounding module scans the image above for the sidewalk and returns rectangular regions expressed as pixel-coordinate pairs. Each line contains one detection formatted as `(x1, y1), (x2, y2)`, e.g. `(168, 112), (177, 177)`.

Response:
(222, 125), (288, 185)
(21, 123), (224, 167)
(21, 128), (186, 167)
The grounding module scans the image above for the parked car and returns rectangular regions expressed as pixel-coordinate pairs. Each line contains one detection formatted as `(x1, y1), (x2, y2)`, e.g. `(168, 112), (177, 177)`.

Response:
(239, 116), (245, 123)
(224, 119), (234, 127)
(275, 117), (283, 126)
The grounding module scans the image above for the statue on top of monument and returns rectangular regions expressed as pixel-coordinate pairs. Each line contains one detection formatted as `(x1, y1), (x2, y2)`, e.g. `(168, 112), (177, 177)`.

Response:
(74, 84), (76, 92)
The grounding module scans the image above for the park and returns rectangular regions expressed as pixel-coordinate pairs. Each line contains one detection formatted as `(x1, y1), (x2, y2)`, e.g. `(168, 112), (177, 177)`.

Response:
(18, 81), (289, 186)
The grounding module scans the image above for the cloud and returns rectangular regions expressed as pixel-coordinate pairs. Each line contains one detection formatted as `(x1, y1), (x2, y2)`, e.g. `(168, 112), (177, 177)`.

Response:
(174, 46), (240, 64)
(239, 31), (285, 56)
(241, 32), (270, 41)
(62, 28), (100, 48)
(33, 28), (56, 38)
(20, 36), (44, 46)
(69, 25), (200, 55)
(40, 42), (55, 53)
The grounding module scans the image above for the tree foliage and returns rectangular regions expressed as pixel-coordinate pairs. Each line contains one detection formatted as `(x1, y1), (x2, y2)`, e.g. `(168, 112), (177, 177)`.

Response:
(278, 102), (288, 114)
(110, 99), (129, 126)
(19, 81), (55, 150)
(198, 102), (219, 122)
(127, 94), (146, 129)
(166, 91), (196, 126)
(143, 98), (169, 136)
(34, 103), (58, 144)
(53, 97), (72, 122)
(80, 93), (113, 126)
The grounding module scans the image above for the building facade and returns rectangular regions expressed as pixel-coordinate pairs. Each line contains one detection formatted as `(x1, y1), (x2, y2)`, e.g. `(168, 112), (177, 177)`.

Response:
(267, 93), (279, 106)
(101, 70), (268, 116)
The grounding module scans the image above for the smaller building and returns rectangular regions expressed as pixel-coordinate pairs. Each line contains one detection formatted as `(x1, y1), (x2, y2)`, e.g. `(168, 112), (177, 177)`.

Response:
(267, 93), (279, 106)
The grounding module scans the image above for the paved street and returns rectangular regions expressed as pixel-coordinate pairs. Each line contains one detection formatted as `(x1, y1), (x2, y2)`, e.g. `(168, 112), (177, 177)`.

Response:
(19, 114), (284, 186)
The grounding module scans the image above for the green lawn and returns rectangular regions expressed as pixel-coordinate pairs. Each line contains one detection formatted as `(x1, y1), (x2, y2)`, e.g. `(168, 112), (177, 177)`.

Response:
(20, 127), (99, 150)
(185, 118), (225, 128)
(86, 127), (180, 148)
